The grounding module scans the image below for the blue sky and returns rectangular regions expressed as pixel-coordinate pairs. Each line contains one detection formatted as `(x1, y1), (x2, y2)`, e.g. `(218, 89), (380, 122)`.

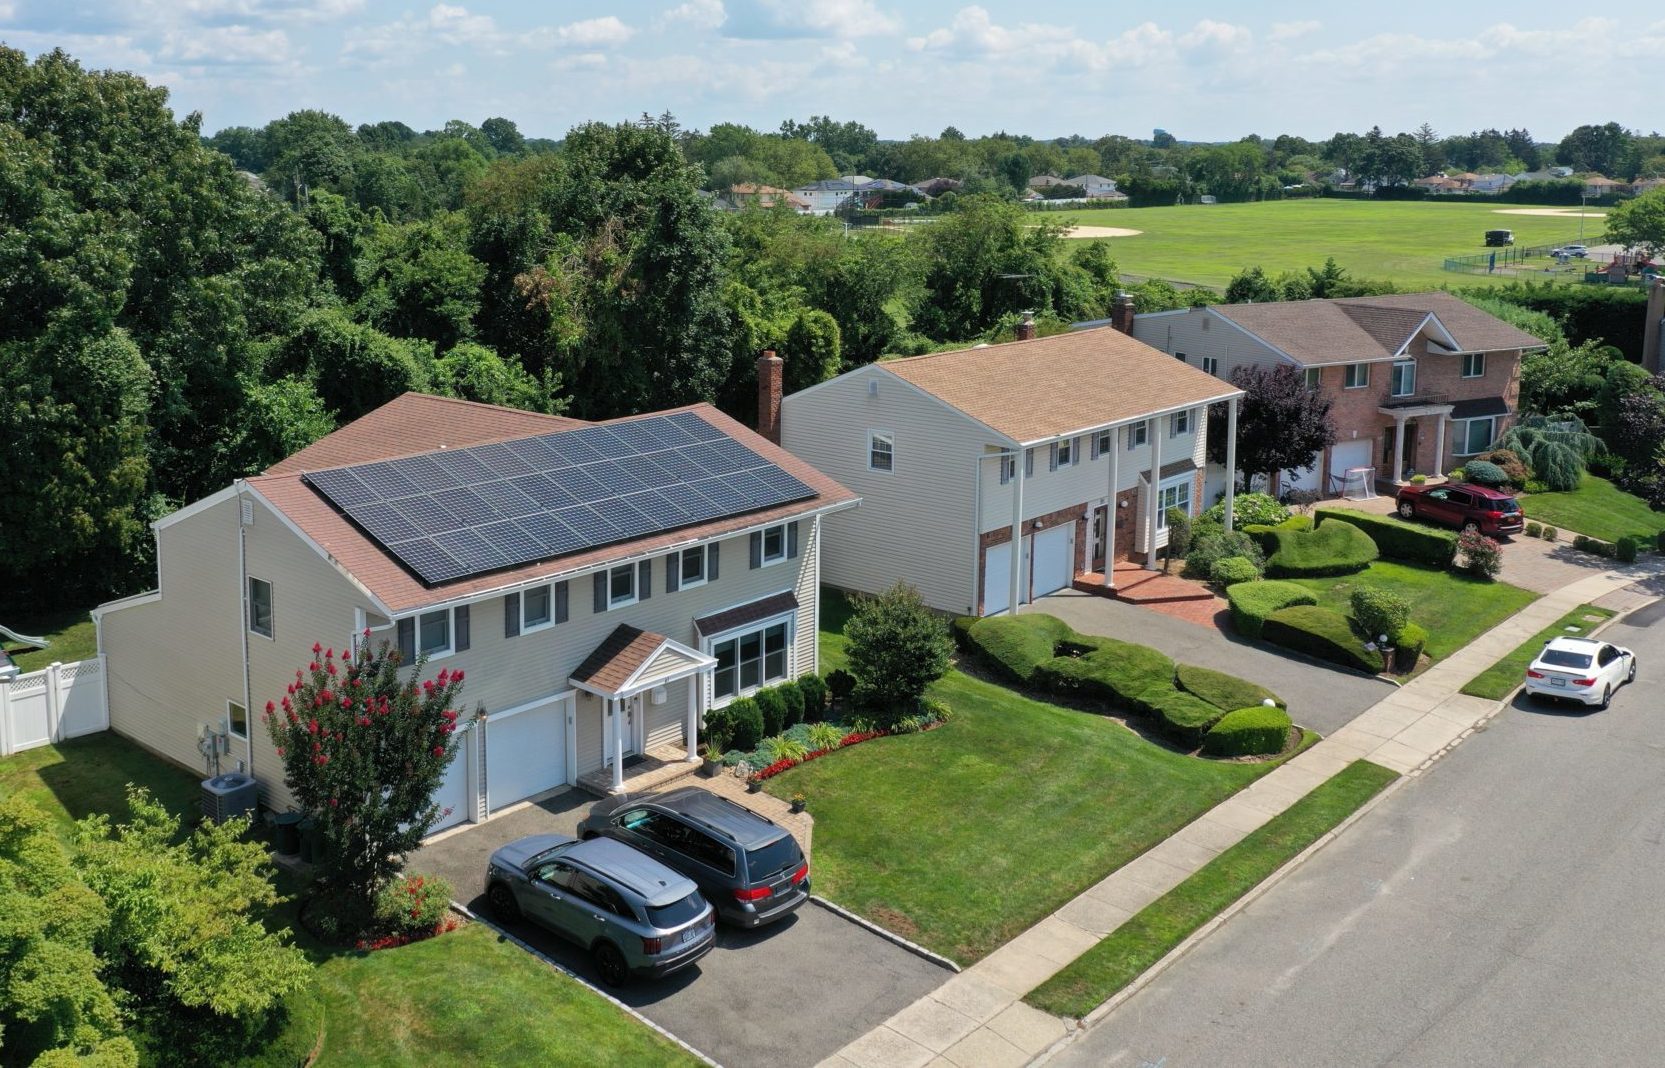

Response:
(2, 1), (1659, 141)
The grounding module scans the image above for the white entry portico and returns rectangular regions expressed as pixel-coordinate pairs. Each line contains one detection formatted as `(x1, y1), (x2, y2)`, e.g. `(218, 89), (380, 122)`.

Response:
(569, 624), (716, 794)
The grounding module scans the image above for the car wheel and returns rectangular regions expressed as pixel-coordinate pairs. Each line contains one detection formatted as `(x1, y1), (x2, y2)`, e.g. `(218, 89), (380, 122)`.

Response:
(593, 941), (630, 987)
(1600, 685), (1612, 710)
(1398, 501), (1415, 519)
(487, 881), (521, 923)
(1627, 658), (1637, 683)
(1462, 520), (1480, 535)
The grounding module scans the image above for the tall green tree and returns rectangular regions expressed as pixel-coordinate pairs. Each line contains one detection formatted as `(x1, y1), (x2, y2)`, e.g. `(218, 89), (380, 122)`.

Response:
(1604, 187), (1665, 256)
(913, 194), (1065, 340)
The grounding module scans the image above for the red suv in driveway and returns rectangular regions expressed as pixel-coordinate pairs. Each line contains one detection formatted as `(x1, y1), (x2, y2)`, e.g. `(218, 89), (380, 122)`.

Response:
(1396, 482), (1524, 537)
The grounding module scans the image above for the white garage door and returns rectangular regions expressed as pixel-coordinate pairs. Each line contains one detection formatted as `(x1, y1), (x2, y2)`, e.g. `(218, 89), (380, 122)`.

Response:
(1031, 525), (1073, 598)
(430, 734), (472, 832)
(486, 699), (568, 813)
(984, 542), (1012, 616)
(1284, 463), (1322, 494)
(1329, 439), (1375, 490)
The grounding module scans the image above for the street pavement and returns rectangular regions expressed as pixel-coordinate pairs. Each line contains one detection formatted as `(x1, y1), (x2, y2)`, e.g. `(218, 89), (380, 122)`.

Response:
(1049, 604), (1665, 1068)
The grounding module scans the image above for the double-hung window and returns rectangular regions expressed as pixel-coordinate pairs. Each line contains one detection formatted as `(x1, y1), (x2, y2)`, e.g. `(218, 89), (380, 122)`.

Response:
(397, 605), (469, 661)
(868, 431), (894, 472)
(1200, 355), (1220, 376)
(1094, 429), (1114, 456)
(1344, 363), (1370, 389)
(1390, 359), (1416, 398)
(226, 700), (248, 740)
(1457, 416), (1497, 456)
(998, 453), (1017, 484)
(1156, 477), (1193, 529)
(608, 563), (638, 608)
(1126, 422), (1149, 450)
(419, 609), (452, 656)
(248, 577), (274, 638)
(1304, 367), (1322, 390)
(522, 584), (553, 631)
(679, 546), (707, 589)
(1461, 353), (1486, 378)
(712, 620), (790, 702)
(1170, 409), (1192, 436)
(761, 525), (787, 565)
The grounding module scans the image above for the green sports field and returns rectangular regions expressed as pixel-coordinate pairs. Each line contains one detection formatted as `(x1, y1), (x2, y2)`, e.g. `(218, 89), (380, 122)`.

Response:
(1055, 199), (1607, 291)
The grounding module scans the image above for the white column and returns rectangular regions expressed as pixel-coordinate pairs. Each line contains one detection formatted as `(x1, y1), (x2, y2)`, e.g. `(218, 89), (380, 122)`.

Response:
(1391, 414), (1408, 484)
(1107, 427), (1120, 591)
(1145, 418), (1162, 572)
(684, 678), (700, 763)
(609, 697), (624, 792)
(1223, 397), (1239, 532)
(1007, 450), (1026, 614)
(1432, 412), (1447, 478)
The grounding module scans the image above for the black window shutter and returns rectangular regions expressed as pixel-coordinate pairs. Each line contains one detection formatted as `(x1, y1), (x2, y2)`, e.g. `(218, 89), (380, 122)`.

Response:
(454, 604), (470, 651)
(638, 559), (652, 600)
(555, 581), (569, 624)
(396, 618), (415, 662)
(666, 552), (680, 593)
(708, 542), (719, 581)
(504, 592), (521, 638)
(593, 571), (607, 613)
(787, 521), (800, 559)
(749, 531), (763, 569)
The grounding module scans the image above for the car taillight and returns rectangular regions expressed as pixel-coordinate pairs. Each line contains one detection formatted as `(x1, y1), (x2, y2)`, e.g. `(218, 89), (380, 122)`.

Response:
(791, 862), (809, 884)
(641, 936), (663, 954)
(1526, 670), (1545, 678)
(733, 885), (774, 903)
(1487, 511), (1503, 519)
(1572, 677), (1597, 687)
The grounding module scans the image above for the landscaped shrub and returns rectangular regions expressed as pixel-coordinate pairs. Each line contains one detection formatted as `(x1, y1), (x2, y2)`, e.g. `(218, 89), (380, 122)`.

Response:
(950, 615), (979, 649)
(1571, 534), (1614, 557)
(1525, 521), (1543, 538)
(1201, 706), (1293, 757)
(1185, 530), (1265, 579)
(1209, 555), (1262, 586)
(1457, 530), (1502, 578)
(806, 721), (844, 751)
(964, 614), (1074, 684)
(754, 687), (787, 736)
(1226, 580), (1318, 638)
(1141, 684), (1229, 746)
(1350, 587), (1411, 643)
(1616, 535), (1640, 563)
(845, 582), (954, 714)
(1542, 525), (1559, 541)
(1262, 605), (1379, 673)
(1032, 636), (1176, 707)
(1463, 459), (1508, 487)
(1200, 492), (1288, 529)
(1242, 515), (1313, 553)
(1164, 506), (1193, 571)
(1264, 521), (1378, 578)
(826, 669), (856, 707)
(1176, 662), (1285, 712)
(1476, 448), (1530, 487)
(759, 734), (810, 765)
(1658, 530), (1665, 552)
(797, 674), (829, 722)
(1498, 415), (1601, 492)
(1315, 508), (1459, 567)
(374, 873), (454, 937)
(1393, 622), (1428, 671)
(780, 681), (806, 726)
(724, 696), (765, 751)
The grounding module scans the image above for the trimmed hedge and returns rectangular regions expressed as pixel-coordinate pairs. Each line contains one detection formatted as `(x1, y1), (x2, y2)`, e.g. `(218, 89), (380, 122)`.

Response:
(754, 687), (787, 736)
(1265, 521), (1378, 578)
(1242, 514), (1313, 553)
(1209, 556), (1261, 586)
(1394, 622), (1428, 671)
(1176, 663), (1285, 712)
(1202, 706), (1293, 757)
(719, 697), (765, 751)
(1143, 685), (1231, 746)
(797, 674), (829, 722)
(1262, 605), (1379, 674)
(1032, 637), (1176, 706)
(780, 682), (806, 726)
(965, 614), (1074, 684)
(1315, 508), (1458, 568)
(1226, 581), (1318, 638)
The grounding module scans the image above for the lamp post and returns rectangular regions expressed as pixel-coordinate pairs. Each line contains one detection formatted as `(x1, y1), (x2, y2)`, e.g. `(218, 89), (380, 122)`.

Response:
(1579, 193), (1590, 243)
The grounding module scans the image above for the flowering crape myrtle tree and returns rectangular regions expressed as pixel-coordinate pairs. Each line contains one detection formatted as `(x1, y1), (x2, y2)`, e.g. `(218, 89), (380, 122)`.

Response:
(265, 634), (468, 930)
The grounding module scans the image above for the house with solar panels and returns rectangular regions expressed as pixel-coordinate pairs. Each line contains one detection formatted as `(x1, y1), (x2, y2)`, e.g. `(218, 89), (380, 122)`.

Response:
(93, 384), (856, 829)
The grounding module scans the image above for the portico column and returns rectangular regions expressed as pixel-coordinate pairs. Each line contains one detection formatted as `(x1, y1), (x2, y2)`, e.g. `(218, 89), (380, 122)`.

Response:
(684, 677), (700, 763)
(1224, 397), (1239, 532)
(609, 697), (624, 792)
(1146, 417), (1162, 572)
(1432, 412), (1447, 479)
(1106, 427), (1119, 591)
(1008, 449), (1025, 614)
(1391, 413), (1409, 484)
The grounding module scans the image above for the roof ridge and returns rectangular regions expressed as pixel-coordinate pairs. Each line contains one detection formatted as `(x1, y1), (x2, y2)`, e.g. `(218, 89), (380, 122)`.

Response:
(882, 324), (1119, 367)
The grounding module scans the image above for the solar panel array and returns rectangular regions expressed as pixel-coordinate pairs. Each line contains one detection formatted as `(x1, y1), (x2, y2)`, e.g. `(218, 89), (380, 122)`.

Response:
(302, 411), (817, 586)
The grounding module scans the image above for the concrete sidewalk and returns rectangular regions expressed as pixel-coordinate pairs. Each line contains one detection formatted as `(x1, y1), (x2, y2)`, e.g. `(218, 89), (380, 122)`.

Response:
(819, 562), (1662, 1068)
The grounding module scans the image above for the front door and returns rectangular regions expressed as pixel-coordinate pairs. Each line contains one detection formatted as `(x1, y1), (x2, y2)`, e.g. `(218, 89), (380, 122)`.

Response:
(1091, 506), (1108, 570)
(624, 696), (640, 758)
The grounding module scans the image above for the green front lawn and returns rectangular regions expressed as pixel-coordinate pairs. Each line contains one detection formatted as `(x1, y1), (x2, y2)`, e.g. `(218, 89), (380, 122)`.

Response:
(3, 604), (98, 674)
(1, 734), (698, 1068)
(1287, 562), (1539, 662)
(1460, 603), (1618, 701)
(1520, 475), (1665, 545)
(1026, 760), (1399, 1018)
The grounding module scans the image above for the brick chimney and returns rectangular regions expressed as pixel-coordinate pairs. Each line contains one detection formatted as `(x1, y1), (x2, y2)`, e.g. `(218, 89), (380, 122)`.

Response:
(756, 348), (784, 444)
(1014, 311), (1037, 342)
(1644, 276), (1665, 375)
(1110, 291), (1136, 335)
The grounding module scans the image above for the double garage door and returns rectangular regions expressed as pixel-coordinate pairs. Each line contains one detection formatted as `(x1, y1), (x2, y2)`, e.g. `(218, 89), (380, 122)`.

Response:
(429, 697), (570, 834)
(984, 525), (1073, 616)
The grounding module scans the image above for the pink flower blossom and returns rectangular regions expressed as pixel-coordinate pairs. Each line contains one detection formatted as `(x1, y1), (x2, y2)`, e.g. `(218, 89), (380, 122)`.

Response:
(312, 641), (322, 655)
(432, 745), (444, 757)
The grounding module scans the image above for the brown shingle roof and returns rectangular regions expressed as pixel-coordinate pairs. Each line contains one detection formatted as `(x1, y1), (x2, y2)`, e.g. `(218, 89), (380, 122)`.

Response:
(570, 625), (666, 692)
(879, 325), (1241, 445)
(1210, 292), (1545, 366)
(245, 400), (856, 615)
(267, 393), (586, 475)
(694, 591), (799, 636)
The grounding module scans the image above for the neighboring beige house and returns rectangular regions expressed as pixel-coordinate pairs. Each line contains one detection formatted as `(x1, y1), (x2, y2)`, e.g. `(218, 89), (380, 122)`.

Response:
(1131, 293), (1545, 499)
(781, 308), (1243, 617)
(95, 388), (855, 828)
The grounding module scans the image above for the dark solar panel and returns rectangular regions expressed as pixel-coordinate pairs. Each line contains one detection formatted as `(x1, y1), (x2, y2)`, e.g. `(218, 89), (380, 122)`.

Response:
(302, 411), (816, 585)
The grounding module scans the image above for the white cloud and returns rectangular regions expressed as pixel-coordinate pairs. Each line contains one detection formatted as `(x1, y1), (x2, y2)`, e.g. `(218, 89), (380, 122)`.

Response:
(907, 6), (1072, 56)
(0, 1), (16, 21)
(660, 0), (724, 32)
(1178, 19), (1252, 53)
(722, 0), (898, 40)
(1269, 19), (1319, 42)
(160, 25), (290, 64)
(553, 51), (609, 71)
(555, 15), (635, 47)
(427, 3), (499, 46)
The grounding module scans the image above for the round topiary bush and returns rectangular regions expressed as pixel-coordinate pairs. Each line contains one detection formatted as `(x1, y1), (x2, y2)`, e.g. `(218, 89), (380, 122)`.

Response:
(754, 687), (787, 736)
(1185, 530), (1266, 580)
(1462, 459), (1507, 487)
(1209, 555), (1262, 586)
(724, 697), (765, 751)
(1350, 587), (1411, 643)
(1202, 706), (1293, 757)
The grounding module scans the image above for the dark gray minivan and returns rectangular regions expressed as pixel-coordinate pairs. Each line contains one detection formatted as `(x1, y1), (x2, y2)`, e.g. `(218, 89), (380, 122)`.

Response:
(579, 787), (810, 928)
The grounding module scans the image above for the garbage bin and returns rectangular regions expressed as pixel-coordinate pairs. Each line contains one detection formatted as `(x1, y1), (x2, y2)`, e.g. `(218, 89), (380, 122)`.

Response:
(297, 817), (317, 864)
(273, 811), (302, 856)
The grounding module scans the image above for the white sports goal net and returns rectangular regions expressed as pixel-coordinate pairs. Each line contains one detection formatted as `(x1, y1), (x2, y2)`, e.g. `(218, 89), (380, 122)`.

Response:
(1341, 467), (1378, 501)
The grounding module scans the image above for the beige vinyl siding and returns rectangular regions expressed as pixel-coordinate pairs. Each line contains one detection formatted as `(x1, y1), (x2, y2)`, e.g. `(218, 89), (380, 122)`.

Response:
(643, 676), (692, 751)
(575, 691), (605, 775)
(101, 498), (245, 781)
(1132, 307), (1288, 377)
(782, 365), (981, 614)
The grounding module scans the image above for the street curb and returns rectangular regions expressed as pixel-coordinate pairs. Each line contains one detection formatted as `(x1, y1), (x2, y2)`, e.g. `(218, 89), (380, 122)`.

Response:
(450, 900), (723, 1068)
(810, 895), (962, 972)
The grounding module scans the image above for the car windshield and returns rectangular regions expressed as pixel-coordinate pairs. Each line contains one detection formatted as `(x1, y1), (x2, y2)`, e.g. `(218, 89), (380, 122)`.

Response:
(1539, 649), (1592, 669)
(645, 892), (706, 929)
(744, 834), (801, 881)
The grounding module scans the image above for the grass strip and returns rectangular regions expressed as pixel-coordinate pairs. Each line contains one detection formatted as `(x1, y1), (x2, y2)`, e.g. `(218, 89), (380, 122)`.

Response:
(1025, 759), (1399, 1019)
(1458, 602), (1617, 700)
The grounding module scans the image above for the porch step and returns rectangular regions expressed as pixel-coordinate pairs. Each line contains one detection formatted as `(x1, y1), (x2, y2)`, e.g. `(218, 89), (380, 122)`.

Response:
(576, 745), (702, 797)
(1073, 568), (1216, 605)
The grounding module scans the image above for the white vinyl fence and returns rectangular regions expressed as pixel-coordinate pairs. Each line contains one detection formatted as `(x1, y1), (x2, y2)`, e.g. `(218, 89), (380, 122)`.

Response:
(1, 657), (110, 757)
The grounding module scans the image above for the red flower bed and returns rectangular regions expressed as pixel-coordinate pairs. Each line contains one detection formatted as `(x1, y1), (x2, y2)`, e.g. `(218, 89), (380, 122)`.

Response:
(355, 915), (461, 952)
(748, 727), (893, 783)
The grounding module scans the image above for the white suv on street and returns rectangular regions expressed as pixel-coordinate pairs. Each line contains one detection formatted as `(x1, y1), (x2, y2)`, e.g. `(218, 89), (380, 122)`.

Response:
(1524, 636), (1636, 709)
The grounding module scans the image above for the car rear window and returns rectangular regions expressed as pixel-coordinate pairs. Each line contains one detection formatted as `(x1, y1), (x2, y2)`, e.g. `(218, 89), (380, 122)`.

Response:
(1495, 499), (1520, 513)
(645, 892), (706, 929)
(743, 834), (801, 882)
(1540, 649), (1592, 669)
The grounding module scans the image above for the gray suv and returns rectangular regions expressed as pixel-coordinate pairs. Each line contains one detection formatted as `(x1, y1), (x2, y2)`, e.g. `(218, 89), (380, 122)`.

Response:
(579, 787), (810, 929)
(486, 833), (715, 986)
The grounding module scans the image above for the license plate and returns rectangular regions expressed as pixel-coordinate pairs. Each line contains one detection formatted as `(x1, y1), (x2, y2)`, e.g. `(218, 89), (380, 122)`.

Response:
(1550, 678), (1565, 687)
(681, 925), (702, 945)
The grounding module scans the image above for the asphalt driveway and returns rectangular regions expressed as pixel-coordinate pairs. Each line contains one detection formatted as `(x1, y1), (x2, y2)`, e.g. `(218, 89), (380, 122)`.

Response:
(1031, 589), (1392, 736)
(414, 790), (949, 1068)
